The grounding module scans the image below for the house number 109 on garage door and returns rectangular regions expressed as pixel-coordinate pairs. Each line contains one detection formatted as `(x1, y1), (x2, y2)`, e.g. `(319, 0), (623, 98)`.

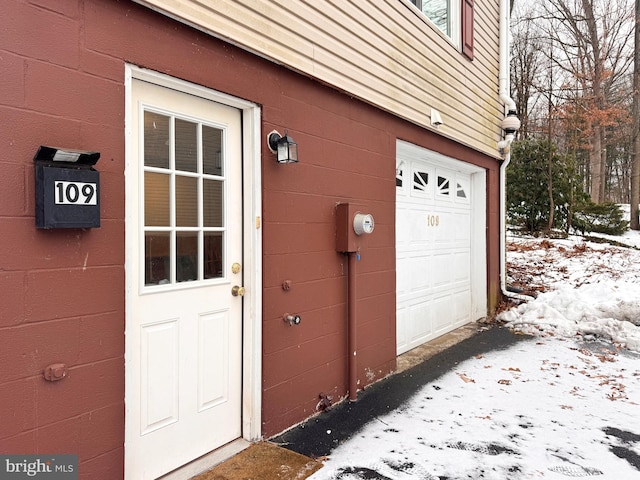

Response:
(427, 214), (440, 226)
(55, 181), (97, 205)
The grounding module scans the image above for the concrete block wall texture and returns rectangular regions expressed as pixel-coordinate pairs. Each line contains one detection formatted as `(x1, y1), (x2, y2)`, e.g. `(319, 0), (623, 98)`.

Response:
(1, 1), (127, 477)
(0, 0), (501, 475)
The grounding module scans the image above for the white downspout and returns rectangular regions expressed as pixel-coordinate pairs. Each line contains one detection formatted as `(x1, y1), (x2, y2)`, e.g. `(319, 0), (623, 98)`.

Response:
(498, 0), (531, 302)
(499, 0), (516, 113)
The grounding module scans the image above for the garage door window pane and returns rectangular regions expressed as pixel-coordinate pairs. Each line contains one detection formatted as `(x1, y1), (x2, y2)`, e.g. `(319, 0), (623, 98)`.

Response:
(413, 171), (429, 191)
(438, 176), (450, 195)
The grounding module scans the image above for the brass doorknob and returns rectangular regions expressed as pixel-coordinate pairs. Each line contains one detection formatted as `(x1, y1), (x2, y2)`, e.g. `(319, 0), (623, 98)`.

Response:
(231, 285), (245, 297)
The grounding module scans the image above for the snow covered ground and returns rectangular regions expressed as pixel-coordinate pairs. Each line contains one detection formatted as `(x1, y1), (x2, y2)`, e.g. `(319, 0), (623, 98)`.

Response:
(501, 229), (640, 352)
(308, 228), (640, 480)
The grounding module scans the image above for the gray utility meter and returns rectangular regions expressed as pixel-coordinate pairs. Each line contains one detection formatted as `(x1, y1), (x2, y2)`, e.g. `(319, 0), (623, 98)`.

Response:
(34, 146), (101, 229)
(353, 212), (375, 235)
(335, 203), (375, 253)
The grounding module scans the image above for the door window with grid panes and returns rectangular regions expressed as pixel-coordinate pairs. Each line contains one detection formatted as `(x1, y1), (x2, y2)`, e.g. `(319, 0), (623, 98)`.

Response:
(143, 110), (227, 287)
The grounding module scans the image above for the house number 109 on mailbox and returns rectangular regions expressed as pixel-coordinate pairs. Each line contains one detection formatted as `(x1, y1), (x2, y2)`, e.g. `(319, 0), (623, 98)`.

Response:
(55, 181), (97, 205)
(34, 146), (101, 229)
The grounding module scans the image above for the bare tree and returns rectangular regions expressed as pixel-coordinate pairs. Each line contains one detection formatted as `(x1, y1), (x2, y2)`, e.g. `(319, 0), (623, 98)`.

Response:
(511, 7), (545, 139)
(541, 0), (634, 203)
(632, 0), (640, 229)
(547, 45), (556, 230)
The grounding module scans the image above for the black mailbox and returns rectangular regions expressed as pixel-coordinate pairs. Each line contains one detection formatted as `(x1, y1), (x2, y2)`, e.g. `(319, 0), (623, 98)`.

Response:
(34, 146), (101, 229)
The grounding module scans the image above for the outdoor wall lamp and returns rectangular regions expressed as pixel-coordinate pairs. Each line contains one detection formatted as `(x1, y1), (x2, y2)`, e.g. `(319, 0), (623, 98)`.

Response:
(498, 109), (521, 154)
(267, 130), (298, 164)
(501, 109), (521, 142)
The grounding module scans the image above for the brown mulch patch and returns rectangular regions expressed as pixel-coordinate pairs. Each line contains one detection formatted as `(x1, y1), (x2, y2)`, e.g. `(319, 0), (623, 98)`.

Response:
(190, 442), (323, 480)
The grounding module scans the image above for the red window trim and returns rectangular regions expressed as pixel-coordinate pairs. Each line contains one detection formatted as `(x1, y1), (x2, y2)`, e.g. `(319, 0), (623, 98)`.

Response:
(462, 0), (474, 60)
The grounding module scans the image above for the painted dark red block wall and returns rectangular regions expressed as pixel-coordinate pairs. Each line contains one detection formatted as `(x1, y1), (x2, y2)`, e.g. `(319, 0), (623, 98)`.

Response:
(0, 0), (501, 476)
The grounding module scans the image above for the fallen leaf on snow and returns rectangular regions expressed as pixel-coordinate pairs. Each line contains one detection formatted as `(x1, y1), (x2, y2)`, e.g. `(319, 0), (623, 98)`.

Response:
(607, 392), (627, 401)
(596, 354), (617, 363)
(457, 373), (475, 383)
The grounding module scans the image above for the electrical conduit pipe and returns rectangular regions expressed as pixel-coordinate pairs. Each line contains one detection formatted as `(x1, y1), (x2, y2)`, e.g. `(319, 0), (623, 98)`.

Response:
(348, 251), (358, 401)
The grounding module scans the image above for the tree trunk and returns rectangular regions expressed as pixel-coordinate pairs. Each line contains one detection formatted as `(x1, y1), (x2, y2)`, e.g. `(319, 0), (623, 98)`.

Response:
(566, 175), (575, 234)
(632, 134), (639, 228)
(548, 46), (555, 230)
(581, 0), (607, 204)
(631, 0), (640, 230)
(548, 150), (555, 229)
(590, 128), (603, 203)
(599, 129), (607, 201)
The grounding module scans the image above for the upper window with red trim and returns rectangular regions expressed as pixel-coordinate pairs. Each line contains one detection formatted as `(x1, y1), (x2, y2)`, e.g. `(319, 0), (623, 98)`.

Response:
(408, 0), (474, 60)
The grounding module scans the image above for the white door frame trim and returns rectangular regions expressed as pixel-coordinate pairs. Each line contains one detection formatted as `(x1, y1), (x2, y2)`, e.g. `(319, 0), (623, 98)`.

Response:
(124, 65), (263, 474)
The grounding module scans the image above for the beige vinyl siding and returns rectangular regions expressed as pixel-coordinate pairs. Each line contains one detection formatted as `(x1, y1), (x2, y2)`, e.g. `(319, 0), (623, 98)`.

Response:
(135, 0), (503, 158)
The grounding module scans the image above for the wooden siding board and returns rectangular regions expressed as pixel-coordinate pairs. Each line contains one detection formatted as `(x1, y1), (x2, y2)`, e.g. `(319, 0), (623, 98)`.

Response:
(135, 0), (503, 157)
(333, 0), (501, 149)
(144, 0), (317, 69)
(330, 0), (499, 140)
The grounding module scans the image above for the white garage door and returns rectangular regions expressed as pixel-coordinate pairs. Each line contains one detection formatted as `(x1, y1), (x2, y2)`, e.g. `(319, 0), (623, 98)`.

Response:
(396, 141), (486, 355)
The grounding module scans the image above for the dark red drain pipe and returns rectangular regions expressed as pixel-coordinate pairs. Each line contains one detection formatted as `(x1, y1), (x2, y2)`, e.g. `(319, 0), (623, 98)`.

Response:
(348, 251), (358, 401)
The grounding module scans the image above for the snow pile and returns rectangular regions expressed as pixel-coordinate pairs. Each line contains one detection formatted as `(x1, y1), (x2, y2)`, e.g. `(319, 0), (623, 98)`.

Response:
(499, 231), (640, 352)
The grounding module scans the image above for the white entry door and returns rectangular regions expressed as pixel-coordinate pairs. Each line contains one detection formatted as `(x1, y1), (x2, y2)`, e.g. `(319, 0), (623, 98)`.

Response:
(125, 79), (243, 479)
